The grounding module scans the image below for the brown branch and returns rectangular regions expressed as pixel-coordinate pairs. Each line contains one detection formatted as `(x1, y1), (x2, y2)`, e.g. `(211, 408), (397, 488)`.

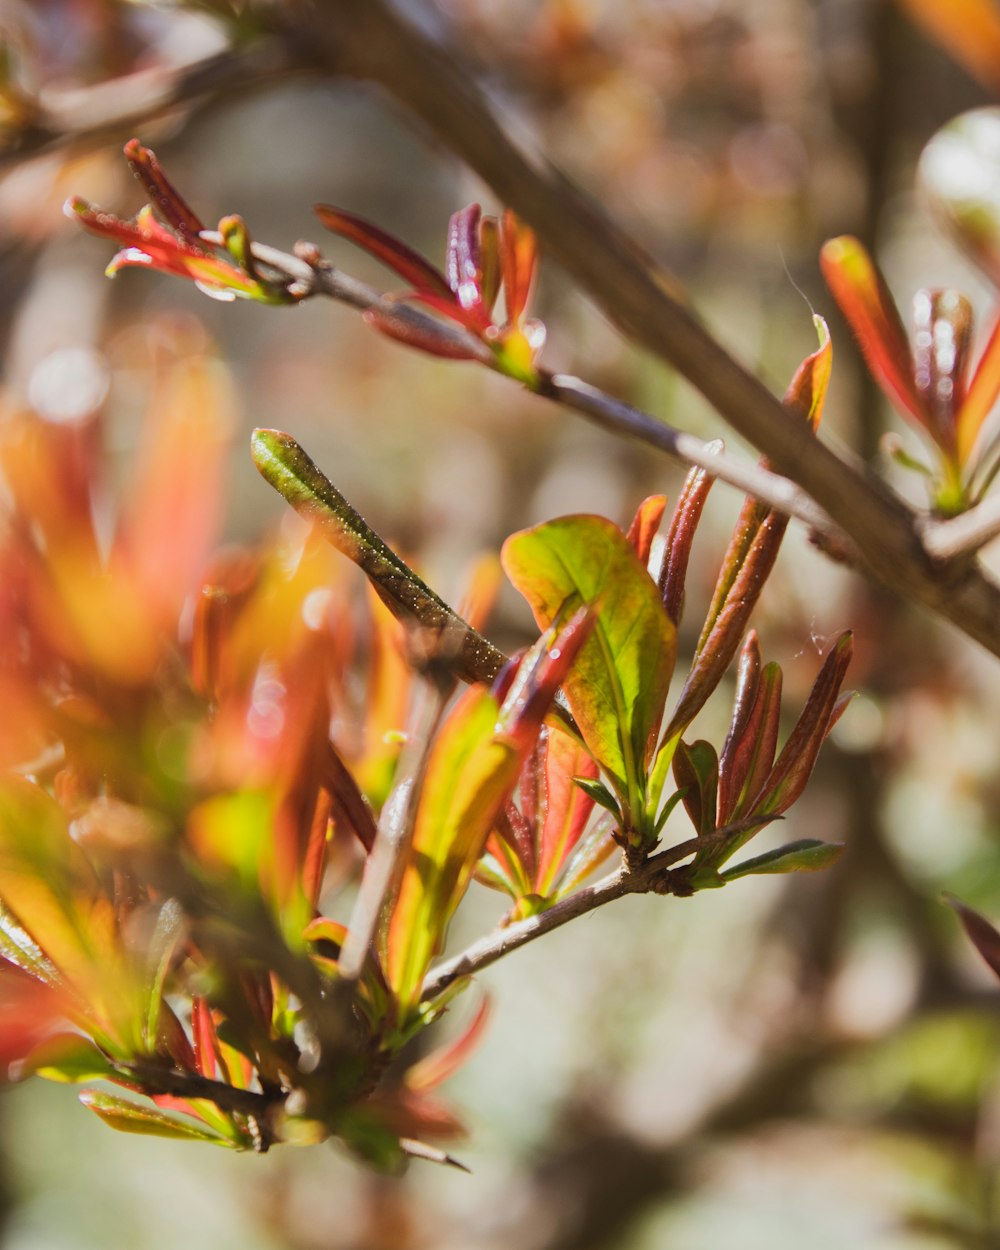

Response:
(923, 494), (1000, 560)
(1, 42), (294, 167)
(116, 1058), (275, 1120)
(420, 823), (762, 999)
(278, 0), (1000, 661)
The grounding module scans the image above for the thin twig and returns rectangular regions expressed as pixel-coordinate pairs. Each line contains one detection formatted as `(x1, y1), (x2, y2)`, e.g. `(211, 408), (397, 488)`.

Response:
(421, 824), (752, 999)
(922, 494), (1000, 560)
(338, 688), (447, 980)
(1, 43), (293, 167)
(117, 1059), (275, 1120)
(215, 234), (848, 543)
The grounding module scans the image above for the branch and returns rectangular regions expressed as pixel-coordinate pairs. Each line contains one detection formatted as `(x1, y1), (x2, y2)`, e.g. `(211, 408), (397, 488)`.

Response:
(1, 42), (294, 167)
(923, 494), (1000, 560)
(116, 1058), (275, 1120)
(22, 3), (1000, 653)
(283, 0), (1000, 660)
(420, 823), (759, 999)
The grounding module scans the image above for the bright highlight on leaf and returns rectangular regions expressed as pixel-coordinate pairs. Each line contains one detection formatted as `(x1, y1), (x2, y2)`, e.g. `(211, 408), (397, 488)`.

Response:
(503, 514), (676, 839)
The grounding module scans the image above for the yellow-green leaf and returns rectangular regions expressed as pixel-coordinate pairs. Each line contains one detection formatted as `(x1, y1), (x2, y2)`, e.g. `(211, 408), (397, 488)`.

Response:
(502, 516), (675, 822)
(387, 688), (519, 1018)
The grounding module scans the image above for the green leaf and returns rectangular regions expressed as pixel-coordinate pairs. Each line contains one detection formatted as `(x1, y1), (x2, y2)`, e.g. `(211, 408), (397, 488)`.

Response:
(672, 739), (718, 836)
(572, 776), (621, 820)
(719, 839), (844, 881)
(502, 516), (676, 824)
(0, 780), (116, 999)
(143, 898), (186, 1053)
(653, 787), (688, 837)
(0, 900), (64, 990)
(387, 687), (520, 1019)
(22, 1034), (119, 1084)
(79, 1090), (238, 1146)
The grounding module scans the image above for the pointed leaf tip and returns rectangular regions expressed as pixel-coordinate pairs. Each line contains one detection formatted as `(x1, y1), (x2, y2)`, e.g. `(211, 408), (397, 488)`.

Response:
(945, 894), (1000, 981)
(820, 236), (927, 430)
(720, 838), (844, 880)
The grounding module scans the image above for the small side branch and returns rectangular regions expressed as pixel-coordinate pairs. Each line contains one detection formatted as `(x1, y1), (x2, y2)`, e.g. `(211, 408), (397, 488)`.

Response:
(922, 494), (1000, 560)
(116, 1059), (275, 1120)
(421, 827), (738, 999)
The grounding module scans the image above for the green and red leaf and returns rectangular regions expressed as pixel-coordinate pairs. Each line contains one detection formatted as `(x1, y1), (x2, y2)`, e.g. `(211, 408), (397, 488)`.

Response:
(502, 515), (676, 819)
(80, 1089), (240, 1147)
(386, 687), (520, 1018)
(719, 839), (844, 881)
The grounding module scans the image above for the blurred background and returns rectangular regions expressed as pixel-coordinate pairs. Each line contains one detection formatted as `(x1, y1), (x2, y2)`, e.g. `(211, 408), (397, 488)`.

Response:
(4, 0), (1000, 1246)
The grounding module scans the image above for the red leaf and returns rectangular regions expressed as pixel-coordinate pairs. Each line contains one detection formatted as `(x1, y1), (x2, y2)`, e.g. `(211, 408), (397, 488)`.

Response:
(659, 463), (716, 627)
(313, 204), (452, 297)
(626, 494), (666, 567)
(123, 138), (207, 249)
(446, 204), (485, 313)
(405, 997), (491, 1092)
(361, 307), (481, 360)
(500, 209), (539, 325)
(535, 728), (599, 895)
(753, 632), (853, 816)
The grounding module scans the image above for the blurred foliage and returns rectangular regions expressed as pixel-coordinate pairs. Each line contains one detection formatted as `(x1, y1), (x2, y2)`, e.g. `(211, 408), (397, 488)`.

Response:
(3, 0), (1000, 1248)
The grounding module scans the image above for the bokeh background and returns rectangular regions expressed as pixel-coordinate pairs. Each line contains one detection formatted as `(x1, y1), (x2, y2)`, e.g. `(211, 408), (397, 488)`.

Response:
(4, 1), (1000, 1246)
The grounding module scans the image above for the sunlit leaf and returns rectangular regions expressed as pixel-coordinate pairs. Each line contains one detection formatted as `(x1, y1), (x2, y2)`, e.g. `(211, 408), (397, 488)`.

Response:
(500, 209), (539, 325)
(958, 313), (1000, 465)
(79, 1090), (239, 1146)
(124, 138), (206, 247)
(535, 729), (599, 896)
(405, 997), (491, 1092)
(0, 780), (115, 1000)
(783, 315), (833, 432)
(22, 1033), (119, 1084)
(387, 687), (520, 1018)
(502, 515), (676, 820)
(820, 236), (926, 428)
(719, 839), (844, 880)
(667, 509), (786, 738)
(447, 204), (487, 317)
(659, 462), (715, 627)
(753, 632), (853, 816)
(626, 494), (667, 569)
